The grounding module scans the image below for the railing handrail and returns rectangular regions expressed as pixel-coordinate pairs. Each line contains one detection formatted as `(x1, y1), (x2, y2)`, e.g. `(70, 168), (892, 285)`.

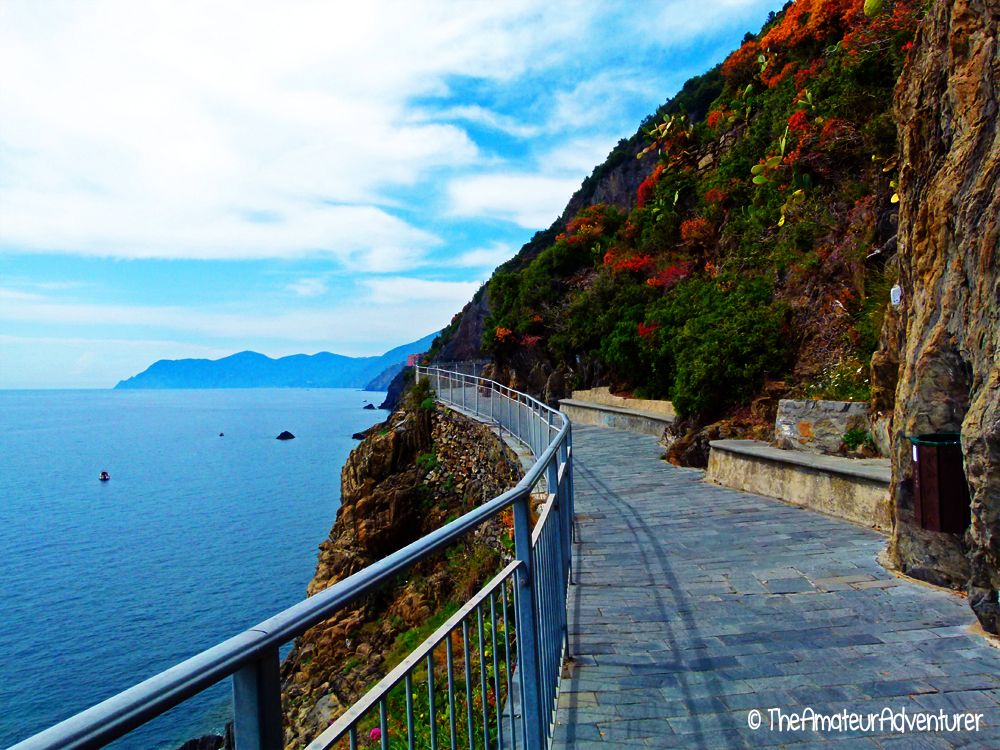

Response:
(11, 367), (571, 750)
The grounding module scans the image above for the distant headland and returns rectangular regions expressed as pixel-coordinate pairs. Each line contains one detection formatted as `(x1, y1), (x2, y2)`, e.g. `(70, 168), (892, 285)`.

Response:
(113, 332), (437, 390)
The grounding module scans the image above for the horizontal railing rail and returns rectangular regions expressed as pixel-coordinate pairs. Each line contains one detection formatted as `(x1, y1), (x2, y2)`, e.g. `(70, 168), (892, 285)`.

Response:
(10, 367), (573, 750)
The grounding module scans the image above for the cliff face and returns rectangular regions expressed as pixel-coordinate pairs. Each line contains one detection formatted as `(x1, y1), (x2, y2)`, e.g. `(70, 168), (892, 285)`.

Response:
(434, 289), (491, 363)
(280, 402), (522, 747)
(877, 0), (999, 631)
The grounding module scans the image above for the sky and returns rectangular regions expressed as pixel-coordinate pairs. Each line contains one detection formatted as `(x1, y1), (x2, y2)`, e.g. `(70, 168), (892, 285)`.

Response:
(0, 0), (782, 388)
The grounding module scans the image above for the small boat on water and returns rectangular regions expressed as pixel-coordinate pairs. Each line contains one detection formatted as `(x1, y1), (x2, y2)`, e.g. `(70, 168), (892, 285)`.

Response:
(99, 471), (110, 481)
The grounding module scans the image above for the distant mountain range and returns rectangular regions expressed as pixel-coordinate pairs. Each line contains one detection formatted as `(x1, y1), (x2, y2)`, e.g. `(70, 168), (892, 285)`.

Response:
(114, 332), (437, 390)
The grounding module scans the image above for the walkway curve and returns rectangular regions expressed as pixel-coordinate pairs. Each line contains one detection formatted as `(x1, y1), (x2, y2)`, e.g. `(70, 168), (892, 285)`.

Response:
(553, 426), (1000, 749)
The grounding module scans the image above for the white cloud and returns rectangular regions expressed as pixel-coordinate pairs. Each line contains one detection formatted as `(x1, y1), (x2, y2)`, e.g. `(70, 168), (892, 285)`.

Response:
(547, 72), (653, 135)
(362, 277), (483, 306)
(453, 242), (515, 268)
(542, 136), (623, 176)
(446, 174), (581, 228)
(286, 277), (328, 297)
(1, 191), (443, 267)
(415, 105), (542, 139)
(0, 1), (593, 263)
(636, 0), (778, 42)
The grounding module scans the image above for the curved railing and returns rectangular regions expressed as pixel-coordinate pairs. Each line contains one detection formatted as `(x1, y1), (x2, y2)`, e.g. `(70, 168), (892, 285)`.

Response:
(10, 368), (573, 750)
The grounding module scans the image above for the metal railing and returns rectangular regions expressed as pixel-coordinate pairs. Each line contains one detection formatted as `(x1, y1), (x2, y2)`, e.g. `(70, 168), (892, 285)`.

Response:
(11, 367), (573, 750)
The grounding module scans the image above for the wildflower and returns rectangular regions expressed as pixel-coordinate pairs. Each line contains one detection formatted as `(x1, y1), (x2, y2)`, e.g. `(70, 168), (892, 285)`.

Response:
(370, 727), (382, 742)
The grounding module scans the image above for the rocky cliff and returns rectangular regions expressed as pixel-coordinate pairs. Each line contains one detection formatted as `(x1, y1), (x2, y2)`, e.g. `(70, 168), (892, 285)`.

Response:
(876, 0), (999, 632)
(279, 396), (522, 747)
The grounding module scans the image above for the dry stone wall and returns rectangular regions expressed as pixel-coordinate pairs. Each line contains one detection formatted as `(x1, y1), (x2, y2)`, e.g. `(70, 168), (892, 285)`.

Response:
(774, 399), (871, 455)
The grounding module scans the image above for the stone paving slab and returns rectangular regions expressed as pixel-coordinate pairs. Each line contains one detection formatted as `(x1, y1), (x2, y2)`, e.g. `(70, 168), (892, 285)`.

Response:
(552, 426), (1000, 749)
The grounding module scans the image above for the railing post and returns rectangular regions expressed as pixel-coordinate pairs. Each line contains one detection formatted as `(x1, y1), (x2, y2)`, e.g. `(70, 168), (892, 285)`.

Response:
(512, 491), (544, 750)
(233, 646), (283, 750)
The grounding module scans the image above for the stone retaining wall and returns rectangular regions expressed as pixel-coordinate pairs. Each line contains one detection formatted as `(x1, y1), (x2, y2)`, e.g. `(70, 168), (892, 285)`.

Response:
(707, 439), (892, 532)
(559, 399), (672, 437)
(570, 387), (676, 418)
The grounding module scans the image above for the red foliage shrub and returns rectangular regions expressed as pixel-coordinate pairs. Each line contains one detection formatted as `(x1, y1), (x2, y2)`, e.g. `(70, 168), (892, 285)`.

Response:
(763, 61), (798, 89)
(787, 109), (811, 133)
(759, 0), (862, 53)
(721, 38), (759, 85)
(842, 0), (920, 55)
(558, 203), (610, 247)
(614, 254), (654, 273)
(495, 327), (513, 343)
(622, 219), (639, 241)
(680, 217), (714, 245)
(704, 188), (728, 205)
(637, 322), (660, 338)
(794, 58), (825, 89)
(636, 164), (666, 208)
(520, 334), (542, 347)
(646, 262), (692, 289)
(706, 109), (726, 128)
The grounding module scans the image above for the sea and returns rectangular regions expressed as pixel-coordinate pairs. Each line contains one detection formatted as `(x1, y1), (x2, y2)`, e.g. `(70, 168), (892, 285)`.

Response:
(0, 388), (387, 749)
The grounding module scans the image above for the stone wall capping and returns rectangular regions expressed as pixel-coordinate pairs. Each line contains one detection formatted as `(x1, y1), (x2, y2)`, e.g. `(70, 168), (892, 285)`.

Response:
(711, 439), (890, 483)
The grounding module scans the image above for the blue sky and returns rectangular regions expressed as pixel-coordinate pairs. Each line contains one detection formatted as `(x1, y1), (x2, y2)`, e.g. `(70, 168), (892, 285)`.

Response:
(0, 0), (781, 388)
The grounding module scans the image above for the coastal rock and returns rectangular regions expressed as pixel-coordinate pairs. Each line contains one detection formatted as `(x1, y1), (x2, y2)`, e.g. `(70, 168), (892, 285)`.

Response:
(874, 0), (1000, 630)
(362, 403), (376, 410)
(378, 367), (410, 411)
(276, 431), (295, 440)
(174, 723), (233, 750)
(280, 402), (522, 747)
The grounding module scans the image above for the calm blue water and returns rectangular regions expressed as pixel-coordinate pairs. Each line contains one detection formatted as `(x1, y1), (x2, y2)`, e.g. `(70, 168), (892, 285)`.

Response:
(0, 389), (386, 749)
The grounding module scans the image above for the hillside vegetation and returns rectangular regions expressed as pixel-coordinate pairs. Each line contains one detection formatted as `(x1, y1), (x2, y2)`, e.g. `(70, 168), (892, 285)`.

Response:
(441, 0), (923, 442)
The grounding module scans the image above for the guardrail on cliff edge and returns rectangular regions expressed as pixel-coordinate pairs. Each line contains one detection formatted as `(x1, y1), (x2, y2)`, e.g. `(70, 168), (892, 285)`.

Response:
(10, 367), (573, 750)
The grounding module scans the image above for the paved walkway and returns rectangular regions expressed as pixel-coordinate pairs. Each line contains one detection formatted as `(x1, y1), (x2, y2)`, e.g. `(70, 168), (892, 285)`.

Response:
(553, 426), (1000, 749)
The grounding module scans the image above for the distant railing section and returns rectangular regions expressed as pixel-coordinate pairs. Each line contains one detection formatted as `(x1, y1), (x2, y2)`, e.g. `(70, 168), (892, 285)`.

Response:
(11, 368), (573, 750)
(428, 359), (491, 378)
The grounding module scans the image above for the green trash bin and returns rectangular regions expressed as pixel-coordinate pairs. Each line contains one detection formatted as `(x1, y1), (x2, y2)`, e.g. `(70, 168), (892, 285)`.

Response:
(909, 433), (970, 533)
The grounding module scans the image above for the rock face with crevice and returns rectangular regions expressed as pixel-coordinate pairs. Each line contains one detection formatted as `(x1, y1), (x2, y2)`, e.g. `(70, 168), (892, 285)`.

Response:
(876, 0), (999, 631)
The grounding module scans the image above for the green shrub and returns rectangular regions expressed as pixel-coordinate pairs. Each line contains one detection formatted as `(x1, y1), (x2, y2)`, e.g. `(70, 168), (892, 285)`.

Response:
(416, 451), (438, 472)
(647, 276), (790, 417)
(843, 428), (874, 451)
